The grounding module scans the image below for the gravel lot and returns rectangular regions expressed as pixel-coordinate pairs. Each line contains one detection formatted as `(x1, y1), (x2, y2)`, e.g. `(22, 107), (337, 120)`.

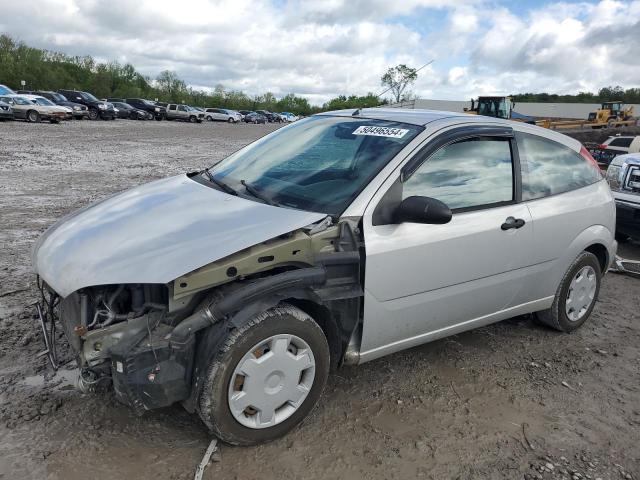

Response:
(0, 119), (638, 480)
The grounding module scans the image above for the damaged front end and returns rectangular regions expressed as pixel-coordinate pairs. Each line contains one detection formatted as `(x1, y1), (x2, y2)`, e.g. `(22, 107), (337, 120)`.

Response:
(45, 282), (197, 413)
(37, 218), (364, 415)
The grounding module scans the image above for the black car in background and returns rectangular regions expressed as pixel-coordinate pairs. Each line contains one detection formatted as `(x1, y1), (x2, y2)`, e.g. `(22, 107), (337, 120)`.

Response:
(110, 101), (148, 120)
(255, 109), (280, 123)
(18, 90), (89, 119)
(58, 89), (116, 120)
(244, 111), (267, 124)
(122, 98), (166, 120)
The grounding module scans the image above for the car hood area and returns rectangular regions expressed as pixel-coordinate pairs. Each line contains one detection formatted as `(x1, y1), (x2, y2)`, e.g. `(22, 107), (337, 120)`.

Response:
(32, 174), (327, 297)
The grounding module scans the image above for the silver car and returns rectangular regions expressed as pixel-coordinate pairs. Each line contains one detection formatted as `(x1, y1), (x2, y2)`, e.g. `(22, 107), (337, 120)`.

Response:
(32, 109), (616, 445)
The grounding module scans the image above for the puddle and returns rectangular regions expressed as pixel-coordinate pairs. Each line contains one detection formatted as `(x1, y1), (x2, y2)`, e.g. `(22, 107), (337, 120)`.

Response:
(20, 368), (78, 390)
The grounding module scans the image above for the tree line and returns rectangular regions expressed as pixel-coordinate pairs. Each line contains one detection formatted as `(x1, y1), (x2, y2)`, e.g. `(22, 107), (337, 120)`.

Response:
(0, 35), (384, 114)
(512, 86), (640, 104)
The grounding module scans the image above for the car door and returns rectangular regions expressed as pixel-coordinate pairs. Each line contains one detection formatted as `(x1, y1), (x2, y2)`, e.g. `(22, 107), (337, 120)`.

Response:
(359, 126), (534, 362)
(177, 105), (188, 120)
(514, 131), (609, 303)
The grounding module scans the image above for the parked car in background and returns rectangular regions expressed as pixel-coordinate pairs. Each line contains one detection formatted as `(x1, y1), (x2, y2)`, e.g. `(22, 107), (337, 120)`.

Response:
(238, 110), (252, 121)
(0, 84), (16, 95)
(243, 111), (267, 124)
(255, 109), (279, 122)
(166, 104), (204, 123)
(605, 153), (640, 241)
(32, 109), (615, 446)
(204, 108), (241, 123)
(18, 90), (89, 119)
(109, 101), (148, 120)
(280, 112), (299, 122)
(122, 98), (166, 120)
(0, 95), (67, 123)
(600, 135), (640, 155)
(58, 90), (116, 120)
(0, 100), (14, 120)
(22, 94), (73, 120)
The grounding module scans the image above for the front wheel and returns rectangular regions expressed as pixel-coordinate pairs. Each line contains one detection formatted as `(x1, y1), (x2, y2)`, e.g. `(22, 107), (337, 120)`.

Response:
(189, 115), (197, 123)
(198, 305), (330, 445)
(228, 117), (234, 123)
(534, 251), (601, 332)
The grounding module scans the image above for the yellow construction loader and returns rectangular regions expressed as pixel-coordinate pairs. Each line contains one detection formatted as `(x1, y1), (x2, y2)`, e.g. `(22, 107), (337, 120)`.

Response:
(587, 101), (635, 126)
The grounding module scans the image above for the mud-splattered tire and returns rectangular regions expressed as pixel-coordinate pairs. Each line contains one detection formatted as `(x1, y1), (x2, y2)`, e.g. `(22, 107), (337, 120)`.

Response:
(198, 304), (330, 445)
(534, 252), (601, 332)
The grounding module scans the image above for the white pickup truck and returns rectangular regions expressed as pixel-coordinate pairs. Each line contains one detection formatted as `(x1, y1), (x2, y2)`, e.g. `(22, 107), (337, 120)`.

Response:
(605, 153), (640, 240)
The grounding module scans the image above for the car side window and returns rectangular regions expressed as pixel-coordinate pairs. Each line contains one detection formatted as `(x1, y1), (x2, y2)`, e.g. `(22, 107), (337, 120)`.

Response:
(609, 137), (633, 148)
(516, 133), (601, 200)
(402, 137), (514, 210)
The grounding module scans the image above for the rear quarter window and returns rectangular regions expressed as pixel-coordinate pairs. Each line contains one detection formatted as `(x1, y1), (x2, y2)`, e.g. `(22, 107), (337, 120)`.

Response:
(516, 133), (602, 200)
(608, 137), (633, 148)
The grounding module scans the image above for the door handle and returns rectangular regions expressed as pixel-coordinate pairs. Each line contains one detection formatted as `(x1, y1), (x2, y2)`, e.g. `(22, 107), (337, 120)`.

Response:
(501, 216), (526, 230)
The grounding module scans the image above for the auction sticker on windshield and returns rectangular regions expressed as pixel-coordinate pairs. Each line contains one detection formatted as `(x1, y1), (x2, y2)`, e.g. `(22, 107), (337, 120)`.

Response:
(352, 125), (409, 139)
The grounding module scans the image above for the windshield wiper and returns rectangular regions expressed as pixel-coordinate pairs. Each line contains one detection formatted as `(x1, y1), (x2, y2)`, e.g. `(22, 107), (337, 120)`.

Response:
(203, 169), (237, 196)
(240, 179), (279, 207)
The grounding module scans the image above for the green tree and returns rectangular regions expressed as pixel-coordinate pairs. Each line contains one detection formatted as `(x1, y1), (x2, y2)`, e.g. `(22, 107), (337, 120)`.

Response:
(381, 64), (418, 103)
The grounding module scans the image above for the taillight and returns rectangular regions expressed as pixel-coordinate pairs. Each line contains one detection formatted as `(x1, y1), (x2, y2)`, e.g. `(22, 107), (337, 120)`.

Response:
(580, 145), (603, 176)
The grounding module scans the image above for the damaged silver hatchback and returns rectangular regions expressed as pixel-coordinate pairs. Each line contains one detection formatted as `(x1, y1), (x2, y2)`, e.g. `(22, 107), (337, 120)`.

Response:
(33, 108), (616, 445)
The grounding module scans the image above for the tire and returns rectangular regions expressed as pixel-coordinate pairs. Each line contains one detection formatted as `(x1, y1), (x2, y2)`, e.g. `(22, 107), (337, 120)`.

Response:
(534, 251), (601, 332)
(228, 117), (234, 123)
(206, 116), (213, 121)
(189, 115), (197, 123)
(87, 108), (99, 120)
(198, 304), (330, 446)
(27, 110), (40, 123)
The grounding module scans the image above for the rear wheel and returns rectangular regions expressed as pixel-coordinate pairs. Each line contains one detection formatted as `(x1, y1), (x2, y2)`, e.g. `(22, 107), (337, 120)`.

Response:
(198, 305), (330, 445)
(534, 252), (601, 332)
(27, 110), (40, 123)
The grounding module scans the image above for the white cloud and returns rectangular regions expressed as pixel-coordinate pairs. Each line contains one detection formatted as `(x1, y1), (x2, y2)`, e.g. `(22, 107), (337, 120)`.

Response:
(0, 0), (638, 104)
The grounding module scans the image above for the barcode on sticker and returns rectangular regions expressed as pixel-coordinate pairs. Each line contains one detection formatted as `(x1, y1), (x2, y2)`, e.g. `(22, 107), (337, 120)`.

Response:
(352, 125), (409, 138)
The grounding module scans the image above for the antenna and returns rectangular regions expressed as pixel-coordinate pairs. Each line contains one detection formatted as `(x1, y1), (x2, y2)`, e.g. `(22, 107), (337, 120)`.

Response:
(376, 59), (434, 100)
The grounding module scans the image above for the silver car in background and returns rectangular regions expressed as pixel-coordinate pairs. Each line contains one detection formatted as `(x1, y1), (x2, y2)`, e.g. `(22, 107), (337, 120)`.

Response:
(32, 109), (616, 445)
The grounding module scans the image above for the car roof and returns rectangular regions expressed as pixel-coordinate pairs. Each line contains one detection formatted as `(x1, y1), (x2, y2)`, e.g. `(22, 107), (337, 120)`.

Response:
(317, 108), (471, 126)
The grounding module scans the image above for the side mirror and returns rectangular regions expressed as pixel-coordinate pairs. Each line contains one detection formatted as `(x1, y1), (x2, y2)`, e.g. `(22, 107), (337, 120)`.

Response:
(394, 196), (452, 225)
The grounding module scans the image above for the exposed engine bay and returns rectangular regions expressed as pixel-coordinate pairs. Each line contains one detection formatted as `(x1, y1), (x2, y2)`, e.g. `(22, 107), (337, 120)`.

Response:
(38, 218), (364, 414)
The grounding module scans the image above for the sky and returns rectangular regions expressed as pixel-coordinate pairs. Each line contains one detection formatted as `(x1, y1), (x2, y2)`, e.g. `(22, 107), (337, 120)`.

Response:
(1, 0), (639, 105)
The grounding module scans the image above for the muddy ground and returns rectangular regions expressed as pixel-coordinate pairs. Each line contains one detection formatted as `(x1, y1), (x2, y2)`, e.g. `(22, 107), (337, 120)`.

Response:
(0, 119), (638, 480)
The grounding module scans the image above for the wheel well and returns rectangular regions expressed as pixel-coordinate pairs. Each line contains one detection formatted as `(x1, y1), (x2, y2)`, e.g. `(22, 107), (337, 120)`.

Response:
(584, 243), (608, 273)
(285, 298), (341, 369)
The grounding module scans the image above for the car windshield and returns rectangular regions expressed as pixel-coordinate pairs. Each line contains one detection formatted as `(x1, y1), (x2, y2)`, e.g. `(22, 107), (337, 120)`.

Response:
(33, 97), (55, 106)
(50, 93), (66, 102)
(209, 116), (423, 215)
(82, 92), (99, 102)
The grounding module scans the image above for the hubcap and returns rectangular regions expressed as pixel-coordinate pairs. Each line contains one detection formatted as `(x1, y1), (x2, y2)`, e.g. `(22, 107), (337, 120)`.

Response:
(565, 266), (597, 321)
(227, 334), (315, 429)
